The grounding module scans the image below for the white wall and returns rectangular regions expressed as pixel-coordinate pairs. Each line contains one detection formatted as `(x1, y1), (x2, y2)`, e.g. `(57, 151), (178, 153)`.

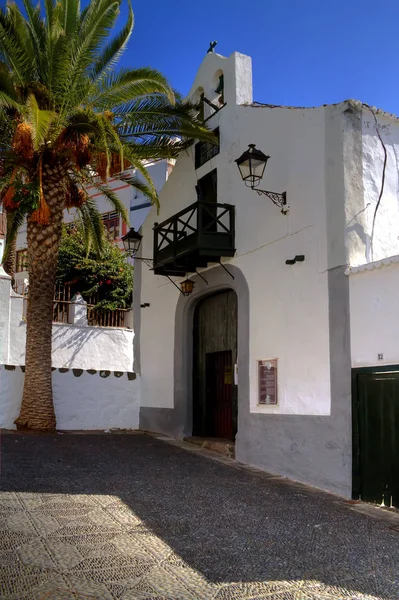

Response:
(7, 310), (134, 372)
(7, 318), (133, 371)
(344, 108), (399, 267)
(137, 51), (331, 417)
(0, 272), (134, 372)
(349, 258), (399, 367)
(0, 367), (140, 430)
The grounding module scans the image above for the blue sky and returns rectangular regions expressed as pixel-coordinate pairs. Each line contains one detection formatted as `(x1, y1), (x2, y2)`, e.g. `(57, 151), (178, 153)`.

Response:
(121, 0), (399, 114)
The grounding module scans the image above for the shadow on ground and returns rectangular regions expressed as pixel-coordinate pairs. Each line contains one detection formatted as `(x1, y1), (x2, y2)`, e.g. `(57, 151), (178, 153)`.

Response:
(0, 433), (398, 599)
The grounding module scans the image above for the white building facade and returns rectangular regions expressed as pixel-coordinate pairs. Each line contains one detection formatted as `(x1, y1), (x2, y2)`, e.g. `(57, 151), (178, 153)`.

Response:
(133, 50), (399, 503)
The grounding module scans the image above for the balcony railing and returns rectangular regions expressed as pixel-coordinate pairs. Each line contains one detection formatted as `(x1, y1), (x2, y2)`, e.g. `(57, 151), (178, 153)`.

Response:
(153, 200), (235, 276)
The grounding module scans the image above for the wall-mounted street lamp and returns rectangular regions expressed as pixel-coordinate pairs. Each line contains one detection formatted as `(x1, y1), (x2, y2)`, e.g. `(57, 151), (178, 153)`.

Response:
(121, 227), (143, 256)
(235, 144), (288, 214)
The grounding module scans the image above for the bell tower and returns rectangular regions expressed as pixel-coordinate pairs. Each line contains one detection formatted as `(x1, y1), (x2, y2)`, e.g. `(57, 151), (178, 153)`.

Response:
(188, 50), (253, 119)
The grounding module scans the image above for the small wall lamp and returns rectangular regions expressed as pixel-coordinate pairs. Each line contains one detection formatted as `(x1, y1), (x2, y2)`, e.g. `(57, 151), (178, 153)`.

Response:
(180, 278), (195, 296)
(235, 144), (288, 214)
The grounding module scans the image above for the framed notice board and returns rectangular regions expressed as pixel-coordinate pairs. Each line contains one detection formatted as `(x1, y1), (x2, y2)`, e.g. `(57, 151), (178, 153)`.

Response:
(258, 359), (278, 405)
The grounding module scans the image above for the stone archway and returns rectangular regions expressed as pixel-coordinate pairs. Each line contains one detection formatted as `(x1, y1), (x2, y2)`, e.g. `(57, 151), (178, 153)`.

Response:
(173, 264), (250, 440)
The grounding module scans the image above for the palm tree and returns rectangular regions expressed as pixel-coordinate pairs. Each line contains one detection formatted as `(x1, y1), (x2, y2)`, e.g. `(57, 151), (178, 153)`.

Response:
(0, 0), (214, 431)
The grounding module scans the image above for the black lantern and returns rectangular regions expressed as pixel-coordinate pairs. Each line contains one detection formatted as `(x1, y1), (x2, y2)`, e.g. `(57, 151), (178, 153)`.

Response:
(235, 144), (269, 188)
(180, 278), (195, 296)
(235, 144), (288, 214)
(121, 228), (142, 256)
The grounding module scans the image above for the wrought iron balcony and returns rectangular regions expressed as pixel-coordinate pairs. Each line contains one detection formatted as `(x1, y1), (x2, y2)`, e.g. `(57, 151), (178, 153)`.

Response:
(153, 201), (235, 277)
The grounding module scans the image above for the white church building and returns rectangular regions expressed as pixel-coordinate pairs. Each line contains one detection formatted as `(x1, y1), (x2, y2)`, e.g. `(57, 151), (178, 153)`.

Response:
(132, 49), (399, 504)
(3, 47), (399, 506)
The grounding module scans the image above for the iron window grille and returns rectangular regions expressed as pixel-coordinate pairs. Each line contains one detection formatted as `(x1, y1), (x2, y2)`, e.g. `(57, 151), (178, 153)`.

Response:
(195, 128), (220, 169)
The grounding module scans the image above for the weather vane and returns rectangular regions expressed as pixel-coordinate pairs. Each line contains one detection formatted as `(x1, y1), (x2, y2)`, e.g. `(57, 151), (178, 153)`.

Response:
(207, 41), (218, 53)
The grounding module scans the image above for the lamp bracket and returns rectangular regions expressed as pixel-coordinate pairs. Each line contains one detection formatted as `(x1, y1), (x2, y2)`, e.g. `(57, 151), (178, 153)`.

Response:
(165, 275), (188, 296)
(195, 270), (208, 285)
(253, 188), (289, 214)
(130, 256), (153, 268)
(218, 262), (235, 280)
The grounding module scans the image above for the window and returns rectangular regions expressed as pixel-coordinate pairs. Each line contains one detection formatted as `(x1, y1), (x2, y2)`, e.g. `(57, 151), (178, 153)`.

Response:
(215, 73), (224, 105)
(16, 249), (28, 272)
(102, 211), (120, 239)
(196, 169), (217, 203)
(195, 128), (220, 169)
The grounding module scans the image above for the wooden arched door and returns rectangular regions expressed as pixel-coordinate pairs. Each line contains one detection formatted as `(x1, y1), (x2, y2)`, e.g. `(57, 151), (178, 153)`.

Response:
(193, 290), (237, 441)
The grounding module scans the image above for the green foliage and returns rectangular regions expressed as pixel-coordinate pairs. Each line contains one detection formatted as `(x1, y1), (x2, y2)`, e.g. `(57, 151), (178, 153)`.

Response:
(56, 225), (133, 311)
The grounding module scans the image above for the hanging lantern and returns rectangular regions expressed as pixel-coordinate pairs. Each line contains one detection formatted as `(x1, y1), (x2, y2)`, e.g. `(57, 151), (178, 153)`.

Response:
(235, 144), (269, 188)
(180, 278), (195, 296)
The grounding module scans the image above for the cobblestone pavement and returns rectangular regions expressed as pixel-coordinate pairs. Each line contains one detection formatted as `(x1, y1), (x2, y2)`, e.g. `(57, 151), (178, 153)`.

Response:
(0, 433), (399, 600)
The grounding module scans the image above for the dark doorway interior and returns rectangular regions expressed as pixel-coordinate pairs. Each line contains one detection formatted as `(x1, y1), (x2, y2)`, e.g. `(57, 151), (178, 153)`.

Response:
(193, 290), (237, 441)
(353, 367), (399, 507)
(196, 169), (217, 233)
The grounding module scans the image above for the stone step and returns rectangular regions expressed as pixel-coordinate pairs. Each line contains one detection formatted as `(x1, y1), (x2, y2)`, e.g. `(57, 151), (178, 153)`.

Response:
(183, 436), (235, 458)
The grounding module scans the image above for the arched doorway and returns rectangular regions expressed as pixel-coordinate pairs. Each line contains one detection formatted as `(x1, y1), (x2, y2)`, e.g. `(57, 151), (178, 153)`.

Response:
(192, 290), (238, 440)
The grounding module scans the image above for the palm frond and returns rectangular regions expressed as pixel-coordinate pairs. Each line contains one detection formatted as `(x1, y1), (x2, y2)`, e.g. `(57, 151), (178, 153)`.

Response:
(2, 207), (28, 265)
(21, 0), (46, 75)
(118, 146), (159, 209)
(62, 0), (120, 105)
(77, 196), (104, 255)
(25, 93), (57, 150)
(90, 0), (134, 82)
(116, 172), (157, 202)
(0, 8), (33, 85)
(60, 0), (81, 37)
(90, 68), (175, 109)
(0, 91), (23, 111)
(92, 183), (129, 223)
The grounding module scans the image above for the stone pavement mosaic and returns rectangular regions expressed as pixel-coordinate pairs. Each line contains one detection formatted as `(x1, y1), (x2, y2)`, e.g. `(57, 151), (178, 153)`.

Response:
(0, 433), (399, 599)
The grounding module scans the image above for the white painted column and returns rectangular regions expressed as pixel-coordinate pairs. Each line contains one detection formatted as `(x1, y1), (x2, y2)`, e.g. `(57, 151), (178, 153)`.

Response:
(68, 293), (88, 326)
(0, 266), (11, 364)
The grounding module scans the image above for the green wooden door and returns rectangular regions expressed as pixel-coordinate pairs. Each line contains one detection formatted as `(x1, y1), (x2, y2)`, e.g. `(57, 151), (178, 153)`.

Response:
(353, 370), (399, 507)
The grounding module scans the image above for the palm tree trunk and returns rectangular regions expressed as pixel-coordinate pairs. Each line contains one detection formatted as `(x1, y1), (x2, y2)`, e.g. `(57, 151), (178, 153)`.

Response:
(3, 211), (16, 285)
(15, 164), (66, 431)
